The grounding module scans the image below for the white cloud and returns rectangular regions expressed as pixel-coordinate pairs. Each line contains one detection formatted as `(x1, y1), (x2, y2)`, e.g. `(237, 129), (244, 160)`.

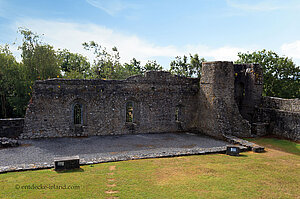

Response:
(86, 0), (138, 16)
(12, 19), (248, 68)
(281, 41), (300, 65)
(281, 41), (300, 58)
(185, 44), (246, 61)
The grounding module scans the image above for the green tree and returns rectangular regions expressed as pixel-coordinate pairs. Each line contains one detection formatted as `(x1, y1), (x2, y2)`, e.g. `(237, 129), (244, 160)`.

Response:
(3, 27), (62, 117)
(57, 49), (91, 79)
(236, 50), (300, 98)
(19, 27), (61, 81)
(143, 60), (163, 73)
(122, 59), (163, 79)
(83, 41), (123, 79)
(169, 54), (205, 78)
(0, 45), (28, 118)
(122, 58), (143, 78)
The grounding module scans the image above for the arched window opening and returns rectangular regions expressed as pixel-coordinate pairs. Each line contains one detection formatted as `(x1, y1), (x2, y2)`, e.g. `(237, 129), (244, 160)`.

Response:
(126, 101), (134, 122)
(74, 104), (82, 125)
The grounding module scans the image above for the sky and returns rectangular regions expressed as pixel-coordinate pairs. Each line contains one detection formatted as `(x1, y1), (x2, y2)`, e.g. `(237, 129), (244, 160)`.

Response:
(1, 0), (300, 69)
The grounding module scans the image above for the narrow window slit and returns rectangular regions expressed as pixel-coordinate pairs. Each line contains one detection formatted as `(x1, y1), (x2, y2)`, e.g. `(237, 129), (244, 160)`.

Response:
(175, 107), (179, 122)
(126, 101), (133, 122)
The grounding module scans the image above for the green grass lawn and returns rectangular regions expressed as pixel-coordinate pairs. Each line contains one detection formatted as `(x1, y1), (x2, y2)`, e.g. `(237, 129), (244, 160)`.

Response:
(246, 137), (300, 155)
(0, 138), (299, 199)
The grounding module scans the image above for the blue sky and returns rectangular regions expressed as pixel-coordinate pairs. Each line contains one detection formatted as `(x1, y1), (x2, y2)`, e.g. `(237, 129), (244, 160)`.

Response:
(1, 0), (300, 68)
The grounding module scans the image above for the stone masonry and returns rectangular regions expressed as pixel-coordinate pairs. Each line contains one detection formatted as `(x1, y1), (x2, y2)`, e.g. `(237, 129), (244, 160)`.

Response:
(197, 62), (251, 139)
(16, 61), (299, 141)
(22, 71), (199, 138)
(0, 118), (24, 138)
(253, 97), (300, 140)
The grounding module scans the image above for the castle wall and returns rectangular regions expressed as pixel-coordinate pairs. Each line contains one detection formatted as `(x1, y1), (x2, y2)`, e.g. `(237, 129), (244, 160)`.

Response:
(0, 118), (24, 138)
(21, 71), (199, 139)
(234, 64), (263, 123)
(18, 61), (298, 140)
(255, 97), (300, 141)
(197, 61), (251, 139)
(262, 97), (300, 112)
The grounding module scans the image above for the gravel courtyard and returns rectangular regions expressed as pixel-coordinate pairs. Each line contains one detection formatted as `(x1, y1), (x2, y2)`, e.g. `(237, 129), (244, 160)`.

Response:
(0, 133), (229, 171)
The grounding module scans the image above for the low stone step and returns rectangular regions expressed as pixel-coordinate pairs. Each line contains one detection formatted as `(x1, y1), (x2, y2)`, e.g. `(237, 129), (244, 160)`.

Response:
(223, 135), (265, 153)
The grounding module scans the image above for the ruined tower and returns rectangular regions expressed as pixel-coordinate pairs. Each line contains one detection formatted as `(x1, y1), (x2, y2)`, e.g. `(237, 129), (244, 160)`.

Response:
(198, 61), (251, 138)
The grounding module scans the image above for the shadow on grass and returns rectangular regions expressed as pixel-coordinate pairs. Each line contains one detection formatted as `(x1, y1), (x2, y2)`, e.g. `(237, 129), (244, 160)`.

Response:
(225, 154), (248, 157)
(55, 168), (84, 173)
(237, 154), (248, 157)
(246, 137), (300, 155)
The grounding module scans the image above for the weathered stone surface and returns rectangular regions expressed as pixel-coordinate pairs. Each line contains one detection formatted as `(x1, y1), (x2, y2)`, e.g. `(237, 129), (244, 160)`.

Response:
(224, 135), (265, 153)
(0, 118), (24, 138)
(4, 61), (295, 141)
(0, 133), (229, 173)
(251, 122), (269, 137)
(0, 137), (19, 148)
(262, 96), (300, 112)
(54, 156), (80, 170)
(22, 71), (199, 139)
(198, 62), (251, 138)
(252, 146), (265, 153)
(254, 97), (300, 141)
(234, 63), (263, 123)
(226, 145), (241, 156)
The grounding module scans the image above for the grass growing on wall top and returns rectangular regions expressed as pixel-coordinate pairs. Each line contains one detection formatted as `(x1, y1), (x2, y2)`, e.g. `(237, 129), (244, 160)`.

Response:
(0, 138), (299, 199)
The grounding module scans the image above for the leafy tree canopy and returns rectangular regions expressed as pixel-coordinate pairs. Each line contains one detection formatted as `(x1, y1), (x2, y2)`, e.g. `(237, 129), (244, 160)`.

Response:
(169, 54), (205, 78)
(0, 45), (27, 118)
(236, 50), (300, 98)
(57, 49), (91, 79)
(18, 27), (61, 81)
(2, 28), (299, 118)
(83, 41), (123, 79)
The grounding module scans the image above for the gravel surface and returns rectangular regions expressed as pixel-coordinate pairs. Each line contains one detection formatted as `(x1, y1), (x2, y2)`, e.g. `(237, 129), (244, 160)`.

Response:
(0, 133), (229, 172)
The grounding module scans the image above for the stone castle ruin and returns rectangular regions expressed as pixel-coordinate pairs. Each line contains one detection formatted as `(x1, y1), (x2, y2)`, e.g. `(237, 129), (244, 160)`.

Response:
(1, 61), (299, 141)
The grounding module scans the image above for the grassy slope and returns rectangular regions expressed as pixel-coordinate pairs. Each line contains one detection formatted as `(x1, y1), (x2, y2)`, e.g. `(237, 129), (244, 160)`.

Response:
(0, 138), (299, 199)
(246, 137), (300, 155)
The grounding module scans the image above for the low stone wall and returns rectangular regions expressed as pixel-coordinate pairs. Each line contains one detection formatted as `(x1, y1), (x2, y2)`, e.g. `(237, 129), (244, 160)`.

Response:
(0, 118), (24, 138)
(224, 135), (265, 152)
(271, 110), (300, 141)
(262, 97), (300, 112)
(0, 146), (228, 173)
(256, 97), (300, 141)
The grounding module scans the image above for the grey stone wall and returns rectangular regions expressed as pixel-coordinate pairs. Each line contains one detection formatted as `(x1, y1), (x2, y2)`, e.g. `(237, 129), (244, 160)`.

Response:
(197, 61), (251, 139)
(20, 61), (298, 140)
(262, 97), (300, 112)
(255, 97), (300, 141)
(234, 64), (263, 123)
(0, 118), (24, 138)
(21, 71), (199, 139)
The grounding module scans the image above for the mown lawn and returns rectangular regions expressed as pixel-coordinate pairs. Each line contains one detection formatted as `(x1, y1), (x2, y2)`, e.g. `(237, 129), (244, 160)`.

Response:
(0, 138), (299, 199)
